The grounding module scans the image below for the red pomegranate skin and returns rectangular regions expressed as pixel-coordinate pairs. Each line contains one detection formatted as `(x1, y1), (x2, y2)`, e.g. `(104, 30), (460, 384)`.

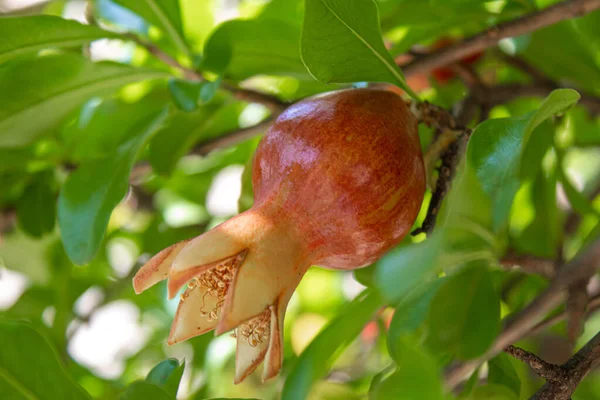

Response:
(253, 88), (426, 269)
(132, 88), (426, 383)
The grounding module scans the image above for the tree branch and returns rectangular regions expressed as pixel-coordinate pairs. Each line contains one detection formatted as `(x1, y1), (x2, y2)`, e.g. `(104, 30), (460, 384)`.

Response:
(445, 239), (600, 389)
(527, 291), (600, 337)
(504, 345), (568, 381)
(500, 253), (556, 279)
(401, 0), (600, 78)
(531, 331), (600, 399)
(190, 116), (280, 156)
(412, 96), (479, 236)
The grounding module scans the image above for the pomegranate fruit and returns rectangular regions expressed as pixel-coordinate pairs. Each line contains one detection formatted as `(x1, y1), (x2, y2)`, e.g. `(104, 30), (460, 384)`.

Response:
(133, 88), (426, 383)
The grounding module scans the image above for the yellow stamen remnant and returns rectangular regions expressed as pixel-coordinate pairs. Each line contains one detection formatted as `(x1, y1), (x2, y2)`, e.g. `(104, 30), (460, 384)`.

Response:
(238, 309), (271, 347)
(179, 253), (243, 322)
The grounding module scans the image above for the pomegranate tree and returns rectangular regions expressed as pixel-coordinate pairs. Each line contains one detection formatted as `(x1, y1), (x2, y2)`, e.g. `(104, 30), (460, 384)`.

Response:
(133, 88), (426, 383)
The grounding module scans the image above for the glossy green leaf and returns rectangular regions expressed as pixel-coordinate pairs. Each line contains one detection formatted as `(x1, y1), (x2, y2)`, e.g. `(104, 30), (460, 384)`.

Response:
(16, 173), (56, 238)
(148, 101), (246, 175)
(168, 78), (221, 112)
(371, 339), (444, 400)
(282, 290), (383, 400)
(60, 92), (169, 163)
(113, 0), (189, 56)
(0, 321), (92, 400)
(428, 265), (500, 360)
(0, 54), (168, 147)
(122, 381), (171, 400)
(58, 108), (167, 265)
(387, 278), (445, 360)
(0, 15), (117, 64)
(203, 19), (305, 80)
(375, 233), (444, 304)
(146, 359), (184, 398)
(301, 0), (416, 98)
(525, 21), (600, 95)
(488, 353), (521, 397)
(467, 89), (579, 229)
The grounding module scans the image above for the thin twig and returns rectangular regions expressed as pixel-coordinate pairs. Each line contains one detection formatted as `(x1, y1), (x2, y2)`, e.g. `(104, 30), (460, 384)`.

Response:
(190, 116), (279, 156)
(445, 239), (600, 389)
(401, 0), (600, 78)
(500, 253), (556, 279)
(504, 345), (568, 381)
(566, 279), (589, 343)
(527, 292), (600, 337)
(412, 96), (478, 236)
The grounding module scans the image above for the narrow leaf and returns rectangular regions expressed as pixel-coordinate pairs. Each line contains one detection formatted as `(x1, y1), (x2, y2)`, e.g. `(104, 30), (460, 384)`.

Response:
(0, 321), (92, 400)
(0, 54), (168, 147)
(0, 15), (117, 64)
(375, 233), (444, 304)
(146, 359), (185, 398)
(113, 0), (189, 56)
(427, 265), (500, 360)
(16, 173), (56, 238)
(58, 108), (168, 264)
(203, 19), (305, 80)
(301, 0), (417, 98)
(371, 338), (444, 400)
(467, 89), (580, 229)
(488, 353), (521, 397)
(282, 290), (383, 400)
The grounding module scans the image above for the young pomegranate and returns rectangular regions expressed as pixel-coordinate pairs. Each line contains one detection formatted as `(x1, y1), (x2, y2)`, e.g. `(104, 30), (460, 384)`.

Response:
(133, 88), (426, 383)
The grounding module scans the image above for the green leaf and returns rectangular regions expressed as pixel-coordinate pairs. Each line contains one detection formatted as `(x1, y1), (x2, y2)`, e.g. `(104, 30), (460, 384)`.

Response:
(0, 15), (118, 64)
(58, 108), (168, 265)
(525, 21), (600, 95)
(371, 338), (444, 400)
(113, 0), (189, 56)
(468, 384), (518, 400)
(0, 321), (92, 400)
(202, 19), (305, 80)
(146, 359), (185, 398)
(375, 233), (444, 304)
(122, 381), (171, 400)
(427, 265), (500, 360)
(168, 78), (221, 112)
(60, 92), (169, 163)
(557, 155), (600, 218)
(282, 290), (383, 400)
(488, 353), (521, 397)
(148, 101), (247, 175)
(0, 54), (168, 147)
(16, 173), (56, 238)
(301, 0), (416, 98)
(516, 167), (559, 258)
(180, 0), (214, 50)
(467, 89), (579, 229)
(387, 278), (445, 360)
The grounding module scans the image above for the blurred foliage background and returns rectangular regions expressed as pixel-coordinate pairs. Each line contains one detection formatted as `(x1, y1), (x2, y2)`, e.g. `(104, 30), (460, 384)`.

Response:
(0, 0), (599, 399)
